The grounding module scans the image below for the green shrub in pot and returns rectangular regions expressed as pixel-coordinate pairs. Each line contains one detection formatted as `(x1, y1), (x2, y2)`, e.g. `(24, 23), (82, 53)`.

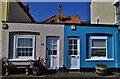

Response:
(95, 64), (108, 76)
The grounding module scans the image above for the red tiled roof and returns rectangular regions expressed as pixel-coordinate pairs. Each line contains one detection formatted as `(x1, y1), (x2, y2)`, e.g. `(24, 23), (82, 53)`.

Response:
(43, 15), (81, 24)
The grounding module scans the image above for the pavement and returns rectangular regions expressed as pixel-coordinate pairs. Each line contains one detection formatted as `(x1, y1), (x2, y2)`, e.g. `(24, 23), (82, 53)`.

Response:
(1, 71), (120, 79)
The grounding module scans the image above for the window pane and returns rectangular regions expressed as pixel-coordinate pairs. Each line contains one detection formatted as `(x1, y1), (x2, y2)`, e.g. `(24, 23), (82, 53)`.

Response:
(26, 53), (28, 56)
(48, 50), (57, 55)
(53, 39), (57, 45)
(74, 51), (77, 55)
(74, 45), (77, 49)
(92, 49), (106, 57)
(74, 40), (77, 44)
(92, 39), (106, 47)
(69, 40), (72, 44)
(22, 53), (25, 56)
(49, 45), (52, 50)
(18, 53), (21, 56)
(48, 50), (52, 55)
(53, 45), (57, 49)
(29, 38), (33, 47)
(69, 45), (72, 49)
(17, 38), (32, 47)
(23, 38), (26, 47)
(29, 52), (32, 56)
(18, 38), (21, 46)
(48, 40), (52, 45)
(69, 50), (72, 55)
(17, 48), (22, 56)
(53, 50), (57, 55)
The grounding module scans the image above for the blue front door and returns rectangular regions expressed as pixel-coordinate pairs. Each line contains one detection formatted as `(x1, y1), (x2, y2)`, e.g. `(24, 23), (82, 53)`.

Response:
(46, 37), (59, 69)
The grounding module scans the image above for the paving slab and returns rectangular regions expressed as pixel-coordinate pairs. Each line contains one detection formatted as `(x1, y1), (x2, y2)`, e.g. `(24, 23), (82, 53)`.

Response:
(1, 71), (120, 79)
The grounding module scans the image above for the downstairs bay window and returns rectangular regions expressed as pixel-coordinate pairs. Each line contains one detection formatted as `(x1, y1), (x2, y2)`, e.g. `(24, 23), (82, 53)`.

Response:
(91, 36), (107, 59)
(13, 35), (35, 60)
(86, 36), (114, 61)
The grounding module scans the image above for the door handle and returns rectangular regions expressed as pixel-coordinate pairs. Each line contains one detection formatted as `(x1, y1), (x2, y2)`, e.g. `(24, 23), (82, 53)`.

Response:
(52, 56), (56, 58)
(77, 56), (79, 58)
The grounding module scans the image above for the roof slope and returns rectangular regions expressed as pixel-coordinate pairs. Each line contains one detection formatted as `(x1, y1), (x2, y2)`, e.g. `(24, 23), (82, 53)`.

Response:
(43, 15), (81, 24)
(8, 1), (35, 22)
(17, 2), (35, 22)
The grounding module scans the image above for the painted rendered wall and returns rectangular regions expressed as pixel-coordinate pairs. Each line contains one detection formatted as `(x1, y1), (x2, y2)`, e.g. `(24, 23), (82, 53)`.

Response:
(118, 32), (120, 67)
(0, 2), (2, 59)
(0, 1), (8, 59)
(91, 0), (115, 24)
(2, 2), (8, 21)
(64, 25), (119, 68)
(2, 23), (64, 67)
(8, 2), (33, 22)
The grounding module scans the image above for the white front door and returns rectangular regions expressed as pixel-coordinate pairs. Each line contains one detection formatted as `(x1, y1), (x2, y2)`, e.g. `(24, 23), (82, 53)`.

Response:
(46, 37), (59, 69)
(68, 38), (80, 69)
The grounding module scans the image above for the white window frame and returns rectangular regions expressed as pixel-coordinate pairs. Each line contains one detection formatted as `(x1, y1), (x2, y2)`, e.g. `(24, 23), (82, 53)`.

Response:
(13, 35), (35, 60)
(90, 36), (108, 60)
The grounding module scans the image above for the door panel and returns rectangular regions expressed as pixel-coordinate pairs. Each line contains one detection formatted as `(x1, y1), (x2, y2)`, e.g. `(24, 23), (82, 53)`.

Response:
(46, 37), (59, 69)
(68, 38), (80, 69)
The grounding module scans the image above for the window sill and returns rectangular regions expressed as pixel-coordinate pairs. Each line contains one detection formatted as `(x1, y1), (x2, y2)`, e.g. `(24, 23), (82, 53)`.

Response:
(86, 58), (114, 61)
(9, 58), (35, 62)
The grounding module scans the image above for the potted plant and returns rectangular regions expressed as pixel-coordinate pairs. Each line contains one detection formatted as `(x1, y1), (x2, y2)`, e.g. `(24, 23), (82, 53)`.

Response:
(95, 64), (108, 76)
(32, 57), (46, 75)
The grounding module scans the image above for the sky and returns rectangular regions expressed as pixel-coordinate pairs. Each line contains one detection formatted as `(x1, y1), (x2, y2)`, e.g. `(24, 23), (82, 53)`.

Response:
(22, 2), (90, 22)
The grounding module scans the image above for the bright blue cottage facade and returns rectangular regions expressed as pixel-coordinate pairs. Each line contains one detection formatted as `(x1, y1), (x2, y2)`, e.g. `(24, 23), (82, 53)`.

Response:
(64, 24), (120, 69)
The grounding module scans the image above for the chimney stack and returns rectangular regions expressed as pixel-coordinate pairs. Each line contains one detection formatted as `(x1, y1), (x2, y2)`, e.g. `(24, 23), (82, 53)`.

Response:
(57, 4), (62, 22)
(24, 4), (29, 13)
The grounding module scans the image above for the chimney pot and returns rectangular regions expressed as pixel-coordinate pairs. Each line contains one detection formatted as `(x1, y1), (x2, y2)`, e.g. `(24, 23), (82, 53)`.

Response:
(24, 4), (29, 12)
(57, 4), (62, 22)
